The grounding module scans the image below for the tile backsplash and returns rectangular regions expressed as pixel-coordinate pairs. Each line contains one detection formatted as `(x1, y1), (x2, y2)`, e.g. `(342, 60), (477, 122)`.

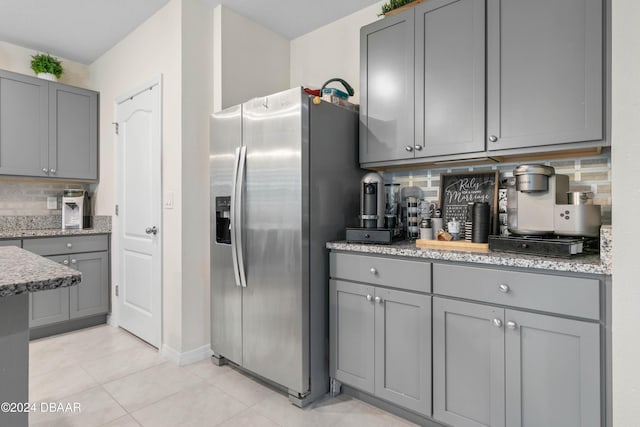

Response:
(382, 150), (612, 224)
(0, 180), (92, 216)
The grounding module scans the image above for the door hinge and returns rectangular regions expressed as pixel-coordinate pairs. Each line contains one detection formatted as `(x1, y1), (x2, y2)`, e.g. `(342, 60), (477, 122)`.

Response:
(115, 285), (119, 297)
(115, 204), (119, 216)
(112, 122), (119, 135)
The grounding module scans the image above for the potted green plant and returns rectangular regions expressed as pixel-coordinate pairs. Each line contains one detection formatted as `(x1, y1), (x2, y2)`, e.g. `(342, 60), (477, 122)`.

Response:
(30, 53), (63, 81)
(380, 0), (422, 16)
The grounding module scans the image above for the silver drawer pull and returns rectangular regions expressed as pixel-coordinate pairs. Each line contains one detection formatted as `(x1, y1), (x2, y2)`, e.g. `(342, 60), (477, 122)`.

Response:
(71, 259), (77, 264)
(492, 318), (502, 328)
(498, 284), (510, 293)
(66, 243), (73, 248)
(63, 259), (69, 265)
(374, 296), (382, 304)
(506, 321), (518, 330)
(370, 267), (377, 275)
(366, 294), (373, 302)
(42, 168), (49, 174)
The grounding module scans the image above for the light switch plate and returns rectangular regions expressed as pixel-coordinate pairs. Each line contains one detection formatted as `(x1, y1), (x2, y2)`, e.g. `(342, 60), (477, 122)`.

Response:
(47, 196), (57, 210)
(164, 192), (174, 209)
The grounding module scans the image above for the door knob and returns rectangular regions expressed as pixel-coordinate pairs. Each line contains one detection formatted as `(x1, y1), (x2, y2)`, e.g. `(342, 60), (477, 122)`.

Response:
(50, 168), (56, 174)
(370, 267), (377, 275)
(145, 226), (158, 235)
(492, 318), (503, 328)
(405, 146), (414, 152)
(414, 145), (423, 151)
(374, 296), (382, 304)
(366, 294), (373, 302)
(42, 168), (49, 174)
(489, 135), (498, 142)
(506, 321), (518, 330)
(498, 284), (510, 293)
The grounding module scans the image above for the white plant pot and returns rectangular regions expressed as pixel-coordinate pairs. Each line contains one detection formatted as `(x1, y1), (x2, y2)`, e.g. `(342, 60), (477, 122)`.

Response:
(36, 72), (57, 81)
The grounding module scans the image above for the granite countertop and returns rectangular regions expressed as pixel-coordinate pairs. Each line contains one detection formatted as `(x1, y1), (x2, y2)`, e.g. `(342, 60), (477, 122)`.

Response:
(0, 246), (82, 298)
(327, 239), (610, 276)
(0, 215), (111, 239)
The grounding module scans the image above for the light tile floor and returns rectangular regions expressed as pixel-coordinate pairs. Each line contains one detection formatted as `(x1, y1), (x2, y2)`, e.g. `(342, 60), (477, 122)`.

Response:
(29, 325), (417, 426)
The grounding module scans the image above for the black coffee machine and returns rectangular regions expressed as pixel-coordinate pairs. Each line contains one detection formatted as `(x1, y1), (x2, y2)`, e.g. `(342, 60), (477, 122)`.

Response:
(345, 172), (398, 244)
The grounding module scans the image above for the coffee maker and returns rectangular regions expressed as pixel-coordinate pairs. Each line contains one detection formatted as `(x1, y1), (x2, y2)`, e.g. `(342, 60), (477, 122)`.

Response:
(62, 189), (92, 230)
(507, 164), (601, 237)
(345, 172), (398, 244)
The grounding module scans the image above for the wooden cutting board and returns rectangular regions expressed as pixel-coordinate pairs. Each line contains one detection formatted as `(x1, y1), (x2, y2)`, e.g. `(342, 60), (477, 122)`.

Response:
(415, 239), (489, 253)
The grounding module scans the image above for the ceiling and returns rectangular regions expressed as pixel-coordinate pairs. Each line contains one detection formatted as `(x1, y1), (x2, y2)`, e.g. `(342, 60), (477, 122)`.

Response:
(0, 0), (382, 65)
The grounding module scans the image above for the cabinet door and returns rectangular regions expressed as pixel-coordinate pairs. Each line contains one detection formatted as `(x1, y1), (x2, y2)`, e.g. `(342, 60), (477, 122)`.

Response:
(374, 288), (431, 416)
(69, 251), (109, 319)
(49, 83), (98, 180)
(486, 0), (603, 150)
(505, 310), (600, 427)
(433, 297), (505, 427)
(29, 255), (70, 327)
(360, 9), (415, 163)
(415, 0), (485, 157)
(0, 240), (21, 247)
(0, 71), (48, 177)
(330, 280), (375, 393)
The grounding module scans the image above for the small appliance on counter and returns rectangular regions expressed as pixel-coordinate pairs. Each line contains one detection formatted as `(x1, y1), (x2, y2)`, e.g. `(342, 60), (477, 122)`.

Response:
(62, 189), (92, 230)
(490, 164), (602, 257)
(345, 172), (401, 244)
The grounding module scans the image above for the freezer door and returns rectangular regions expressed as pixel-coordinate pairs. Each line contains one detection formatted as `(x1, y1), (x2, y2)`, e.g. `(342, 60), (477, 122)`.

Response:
(210, 105), (243, 364)
(242, 88), (309, 394)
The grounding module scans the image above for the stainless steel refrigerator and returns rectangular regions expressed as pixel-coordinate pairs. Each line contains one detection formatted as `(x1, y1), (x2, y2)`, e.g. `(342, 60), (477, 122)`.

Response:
(210, 87), (361, 406)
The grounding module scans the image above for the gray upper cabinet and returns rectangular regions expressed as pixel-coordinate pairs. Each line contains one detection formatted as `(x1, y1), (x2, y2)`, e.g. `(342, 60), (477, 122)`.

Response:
(486, 0), (603, 151)
(415, 0), (485, 157)
(360, 9), (415, 163)
(0, 70), (48, 176)
(49, 83), (98, 180)
(0, 69), (98, 181)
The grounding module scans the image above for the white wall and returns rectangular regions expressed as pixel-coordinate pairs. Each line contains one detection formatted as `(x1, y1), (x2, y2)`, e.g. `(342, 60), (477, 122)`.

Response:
(289, 1), (384, 104)
(89, 0), (184, 352)
(213, 5), (290, 111)
(0, 41), (90, 88)
(181, 0), (213, 352)
(611, 1), (640, 424)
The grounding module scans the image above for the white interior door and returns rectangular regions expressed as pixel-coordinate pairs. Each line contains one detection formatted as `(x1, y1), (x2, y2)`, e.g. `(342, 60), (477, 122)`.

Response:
(114, 78), (162, 348)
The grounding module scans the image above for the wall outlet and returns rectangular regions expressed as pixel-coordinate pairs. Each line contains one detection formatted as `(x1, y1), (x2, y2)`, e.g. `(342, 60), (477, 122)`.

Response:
(47, 196), (58, 210)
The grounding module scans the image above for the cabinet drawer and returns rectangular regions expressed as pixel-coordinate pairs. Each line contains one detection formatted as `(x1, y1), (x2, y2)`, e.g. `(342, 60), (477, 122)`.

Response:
(330, 252), (431, 293)
(23, 235), (108, 256)
(433, 264), (600, 319)
(0, 239), (21, 247)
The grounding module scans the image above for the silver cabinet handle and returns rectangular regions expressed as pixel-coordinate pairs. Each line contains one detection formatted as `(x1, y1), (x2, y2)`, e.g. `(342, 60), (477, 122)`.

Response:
(66, 243), (73, 248)
(506, 321), (518, 330)
(71, 259), (77, 264)
(370, 267), (377, 275)
(414, 145), (423, 151)
(405, 146), (413, 152)
(50, 168), (56, 174)
(374, 296), (382, 304)
(42, 168), (49, 174)
(145, 226), (158, 235)
(489, 135), (498, 142)
(63, 259), (69, 265)
(366, 294), (373, 302)
(498, 284), (510, 293)
(492, 318), (503, 328)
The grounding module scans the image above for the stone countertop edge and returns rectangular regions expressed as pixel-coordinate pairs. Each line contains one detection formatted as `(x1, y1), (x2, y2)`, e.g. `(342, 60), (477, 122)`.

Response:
(0, 246), (82, 298)
(0, 227), (111, 239)
(326, 241), (610, 276)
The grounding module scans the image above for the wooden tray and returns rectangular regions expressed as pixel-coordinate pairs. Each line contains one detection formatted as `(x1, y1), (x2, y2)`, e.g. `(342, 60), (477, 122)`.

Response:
(415, 239), (489, 253)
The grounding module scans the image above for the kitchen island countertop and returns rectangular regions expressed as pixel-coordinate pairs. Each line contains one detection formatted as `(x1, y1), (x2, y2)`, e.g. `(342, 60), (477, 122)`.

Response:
(0, 246), (82, 298)
(327, 240), (610, 275)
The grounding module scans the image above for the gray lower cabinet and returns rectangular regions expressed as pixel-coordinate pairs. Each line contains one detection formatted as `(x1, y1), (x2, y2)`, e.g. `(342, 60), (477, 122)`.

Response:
(0, 68), (98, 181)
(486, 0), (603, 151)
(24, 235), (110, 332)
(433, 296), (601, 427)
(0, 239), (21, 247)
(29, 255), (71, 328)
(330, 279), (431, 416)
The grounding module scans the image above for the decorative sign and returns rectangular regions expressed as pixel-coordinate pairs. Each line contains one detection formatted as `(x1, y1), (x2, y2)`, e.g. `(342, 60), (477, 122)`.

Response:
(439, 171), (499, 235)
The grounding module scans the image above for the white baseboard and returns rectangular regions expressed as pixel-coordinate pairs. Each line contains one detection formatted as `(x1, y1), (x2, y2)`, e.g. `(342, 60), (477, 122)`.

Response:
(161, 344), (212, 366)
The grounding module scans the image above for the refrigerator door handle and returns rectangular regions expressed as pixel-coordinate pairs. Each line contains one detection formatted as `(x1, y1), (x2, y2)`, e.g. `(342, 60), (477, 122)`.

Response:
(235, 146), (248, 288)
(230, 147), (242, 287)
